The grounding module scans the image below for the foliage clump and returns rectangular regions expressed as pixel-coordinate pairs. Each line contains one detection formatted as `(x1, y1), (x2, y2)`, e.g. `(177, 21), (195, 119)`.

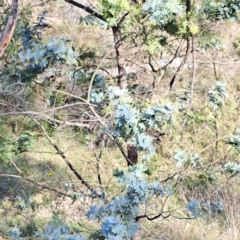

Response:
(208, 81), (228, 110)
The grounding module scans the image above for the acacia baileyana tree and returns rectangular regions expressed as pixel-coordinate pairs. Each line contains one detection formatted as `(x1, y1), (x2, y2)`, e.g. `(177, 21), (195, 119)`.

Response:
(0, 0), (240, 239)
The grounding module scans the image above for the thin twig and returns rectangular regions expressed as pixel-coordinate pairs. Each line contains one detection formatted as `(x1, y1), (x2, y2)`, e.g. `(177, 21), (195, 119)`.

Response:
(94, 149), (103, 188)
(32, 118), (98, 195)
(189, 60), (240, 65)
(0, 111), (90, 128)
(0, 174), (70, 197)
(9, 159), (22, 174)
(188, 35), (196, 109)
(85, 48), (132, 165)
(64, 0), (104, 21)
(199, 135), (229, 153)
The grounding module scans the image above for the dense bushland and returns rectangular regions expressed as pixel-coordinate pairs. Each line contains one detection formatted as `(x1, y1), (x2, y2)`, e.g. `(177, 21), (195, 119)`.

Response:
(0, 0), (240, 239)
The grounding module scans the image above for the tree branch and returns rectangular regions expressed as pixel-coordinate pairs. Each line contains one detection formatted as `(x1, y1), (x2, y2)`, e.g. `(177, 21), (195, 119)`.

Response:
(32, 118), (99, 195)
(0, 174), (70, 197)
(167, 0), (192, 91)
(188, 35), (196, 109)
(64, 0), (104, 21)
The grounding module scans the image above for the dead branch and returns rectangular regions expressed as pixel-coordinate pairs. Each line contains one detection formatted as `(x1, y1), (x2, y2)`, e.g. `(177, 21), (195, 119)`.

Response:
(32, 118), (100, 196)
(0, 174), (70, 197)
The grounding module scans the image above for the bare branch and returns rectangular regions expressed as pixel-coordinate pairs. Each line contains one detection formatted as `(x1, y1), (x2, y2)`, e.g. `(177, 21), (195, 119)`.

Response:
(189, 60), (240, 65)
(188, 35), (196, 109)
(32, 118), (98, 195)
(0, 110), (90, 128)
(94, 149), (103, 188)
(167, 0), (192, 92)
(168, 39), (191, 91)
(0, 174), (70, 197)
(64, 0), (104, 21)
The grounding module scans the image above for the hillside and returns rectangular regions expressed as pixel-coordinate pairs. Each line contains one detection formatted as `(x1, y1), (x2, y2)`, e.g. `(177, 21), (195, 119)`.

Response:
(0, 0), (240, 239)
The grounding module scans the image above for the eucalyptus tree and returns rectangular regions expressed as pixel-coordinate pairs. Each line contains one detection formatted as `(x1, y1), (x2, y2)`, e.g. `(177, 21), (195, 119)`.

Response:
(64, 0), (240, 90)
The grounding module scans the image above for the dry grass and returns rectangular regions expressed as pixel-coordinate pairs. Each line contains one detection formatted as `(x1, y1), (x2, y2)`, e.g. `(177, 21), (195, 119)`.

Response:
(1, 124), (240, 238)
(0, 0), (240, 239)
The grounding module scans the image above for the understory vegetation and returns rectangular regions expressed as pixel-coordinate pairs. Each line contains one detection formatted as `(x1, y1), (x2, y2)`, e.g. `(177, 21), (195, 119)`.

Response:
(0, 0), (240, 239)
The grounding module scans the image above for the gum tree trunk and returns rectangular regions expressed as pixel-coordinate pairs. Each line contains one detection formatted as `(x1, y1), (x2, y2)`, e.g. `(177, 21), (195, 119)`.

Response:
(64, 0), (128, 88)
(0, 0), (19, 59)
(112, 26), (127, 89)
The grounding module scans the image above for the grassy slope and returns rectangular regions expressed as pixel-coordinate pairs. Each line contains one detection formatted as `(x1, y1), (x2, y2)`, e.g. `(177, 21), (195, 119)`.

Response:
(0, 0), (240, 239)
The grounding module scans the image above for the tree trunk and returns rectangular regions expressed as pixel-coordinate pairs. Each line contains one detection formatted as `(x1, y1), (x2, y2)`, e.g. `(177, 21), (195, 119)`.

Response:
(0, 0), (19, 59)
(132, 228), (142, 240)
(64, 0), (128, 89)
(127, 144), (142, 239)
(112, 26), (127, 89)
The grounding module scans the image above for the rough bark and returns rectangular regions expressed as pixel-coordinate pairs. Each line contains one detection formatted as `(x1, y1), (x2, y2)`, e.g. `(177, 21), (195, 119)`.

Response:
(168, 0), (191, 90)
(127, 144), (138, 166)
(112, 26), (127, 88)
(64, 0), (104, 21)
(64, 0), (128, 88)
(127, 144), (142, 240)
(0, 0), (19, 59)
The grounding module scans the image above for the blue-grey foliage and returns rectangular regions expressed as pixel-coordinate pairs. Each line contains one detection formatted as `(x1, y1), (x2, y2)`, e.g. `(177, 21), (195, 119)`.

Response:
(18, 38), (79, 69)
(91, 91), (105, 104)
(106, 86), (130, 104)
(3, 2), (235, 239)
(113, 103), (140, 138)
(203, 0), (240, 21)
(208, 81), (228, 110)
(90, 75), (106, 103)
(87, 165), (166, 238)
(228, 130), (240, 153)
(222, 161), (240, 177)
(187, 200), (201, 218)
(35, 221), (85, 240)
(187, 200), (223, 218)
(143, 0), (184, 25)
(109, 89), (175, 160)
(173, 150), (202, 168)
(9, 226), (23, 240)
(80, 15), (108, 29)
(9, 221), (86, 240)
(106, 86), (176, 136)
(201, 201), (223, 214)
(101, 216), (137, 239)
(141, 104), (176, 130)
(92, 86), (176, 160)
(134, 133), (155, 159)
(87, 86), (208, 238)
